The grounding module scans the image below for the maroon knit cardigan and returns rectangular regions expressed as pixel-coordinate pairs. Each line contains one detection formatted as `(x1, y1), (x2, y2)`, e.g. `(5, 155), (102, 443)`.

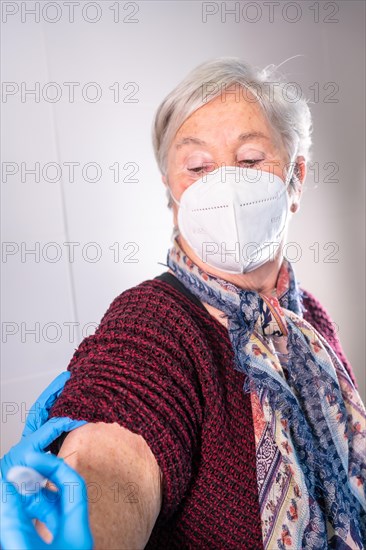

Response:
(49, 276), (356, 549)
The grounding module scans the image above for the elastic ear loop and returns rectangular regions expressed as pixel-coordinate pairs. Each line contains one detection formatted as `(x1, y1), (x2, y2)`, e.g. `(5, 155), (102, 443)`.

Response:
(285, 151), (299, 215)
(285, 151), (298, 189)
(166, 183), (181, 242)
(169, 189), (181, 207)
(285, 134), (300, 186)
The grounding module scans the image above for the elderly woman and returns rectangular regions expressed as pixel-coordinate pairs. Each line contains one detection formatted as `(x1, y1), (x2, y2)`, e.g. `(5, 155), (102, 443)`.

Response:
(8, 58), (366, 549)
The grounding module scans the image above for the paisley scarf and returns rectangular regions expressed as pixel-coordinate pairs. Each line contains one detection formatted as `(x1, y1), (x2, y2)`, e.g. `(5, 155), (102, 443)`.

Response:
(164, 236), (366, 550)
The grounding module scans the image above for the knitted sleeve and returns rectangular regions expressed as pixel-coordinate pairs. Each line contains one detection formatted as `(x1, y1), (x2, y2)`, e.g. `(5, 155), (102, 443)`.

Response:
(301, 288), (358, 388)
(48, 281), (204, 522)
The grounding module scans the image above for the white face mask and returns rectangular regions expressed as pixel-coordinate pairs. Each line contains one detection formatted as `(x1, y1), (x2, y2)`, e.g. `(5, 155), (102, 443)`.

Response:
(168, 162), (296, 274)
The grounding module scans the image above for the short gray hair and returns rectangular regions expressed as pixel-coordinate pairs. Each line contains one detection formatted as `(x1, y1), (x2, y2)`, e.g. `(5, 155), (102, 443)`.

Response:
(151, 56), (313, 208)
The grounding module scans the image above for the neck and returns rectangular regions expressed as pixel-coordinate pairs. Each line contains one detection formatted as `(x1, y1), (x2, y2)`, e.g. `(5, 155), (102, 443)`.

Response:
(175, 233), (285, 297)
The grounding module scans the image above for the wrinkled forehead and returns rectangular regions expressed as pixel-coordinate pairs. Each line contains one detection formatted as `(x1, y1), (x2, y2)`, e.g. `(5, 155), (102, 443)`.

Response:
(171, 87), (284, 156)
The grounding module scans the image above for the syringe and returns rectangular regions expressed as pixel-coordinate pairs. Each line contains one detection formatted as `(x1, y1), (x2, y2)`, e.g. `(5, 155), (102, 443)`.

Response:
(6, 465), (48, 495)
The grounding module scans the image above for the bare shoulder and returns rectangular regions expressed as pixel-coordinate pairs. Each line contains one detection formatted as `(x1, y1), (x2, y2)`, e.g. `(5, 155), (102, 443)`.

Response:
(58, 422), (163, 549)
(60, 422), (162, 473)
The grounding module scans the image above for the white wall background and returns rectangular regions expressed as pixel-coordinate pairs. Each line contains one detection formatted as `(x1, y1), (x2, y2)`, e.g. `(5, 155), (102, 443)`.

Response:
(1, 0), (365, 454)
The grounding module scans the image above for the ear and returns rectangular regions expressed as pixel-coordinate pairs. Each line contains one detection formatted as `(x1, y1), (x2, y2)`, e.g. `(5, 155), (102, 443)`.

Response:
(290, 155), (306, 214)
(296, 155), (306, 184)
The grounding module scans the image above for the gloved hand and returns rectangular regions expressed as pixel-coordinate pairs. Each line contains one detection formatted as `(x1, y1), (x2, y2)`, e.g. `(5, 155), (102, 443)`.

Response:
(0, 417), (86, 480)
(22, 371), (71, 438)
(0, 451), (94, 550)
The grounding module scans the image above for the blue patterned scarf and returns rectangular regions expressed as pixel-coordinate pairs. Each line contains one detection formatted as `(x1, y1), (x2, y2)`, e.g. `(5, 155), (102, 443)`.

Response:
(163, 236), (366, 550)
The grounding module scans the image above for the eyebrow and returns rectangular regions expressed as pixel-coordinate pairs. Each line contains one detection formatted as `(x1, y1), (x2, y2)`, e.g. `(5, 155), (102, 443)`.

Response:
(175, 131), (270, 150)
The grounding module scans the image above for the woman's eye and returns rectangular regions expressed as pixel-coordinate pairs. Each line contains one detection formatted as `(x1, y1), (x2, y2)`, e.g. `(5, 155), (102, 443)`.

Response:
(188, 164), (215, 174)
(239, 159), (261, 166)
(188, 160), (262, 173)
(188, 166), (209, 174)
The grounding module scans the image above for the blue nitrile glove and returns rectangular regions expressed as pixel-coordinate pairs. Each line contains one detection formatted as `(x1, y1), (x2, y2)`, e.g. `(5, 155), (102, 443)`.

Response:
(22, 371), (71, 438)
(0, 417), (86, 480)
(1, 416), (86, 533)
(0, 451), (94, 550)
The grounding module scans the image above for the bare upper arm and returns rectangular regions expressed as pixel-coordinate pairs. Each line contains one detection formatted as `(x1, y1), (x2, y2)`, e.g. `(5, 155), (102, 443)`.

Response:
(38, 422), (163, 549)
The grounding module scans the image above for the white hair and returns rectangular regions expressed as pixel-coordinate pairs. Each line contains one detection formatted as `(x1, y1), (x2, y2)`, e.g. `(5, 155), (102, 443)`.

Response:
(151, 56), (313, 209)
